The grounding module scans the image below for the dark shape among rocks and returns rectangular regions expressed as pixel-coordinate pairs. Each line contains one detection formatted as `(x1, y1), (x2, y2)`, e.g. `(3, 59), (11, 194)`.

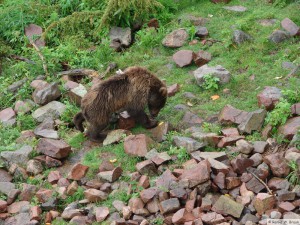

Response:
(269, 30), (290, 43)
(232, 30), (253, 45)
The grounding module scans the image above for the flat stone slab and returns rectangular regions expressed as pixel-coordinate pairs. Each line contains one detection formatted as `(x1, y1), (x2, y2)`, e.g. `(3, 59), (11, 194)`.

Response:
(223, 5), (247, 12)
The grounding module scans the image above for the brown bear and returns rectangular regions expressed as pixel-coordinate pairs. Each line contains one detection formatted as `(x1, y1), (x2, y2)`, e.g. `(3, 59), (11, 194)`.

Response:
(73, 66), (167, 142)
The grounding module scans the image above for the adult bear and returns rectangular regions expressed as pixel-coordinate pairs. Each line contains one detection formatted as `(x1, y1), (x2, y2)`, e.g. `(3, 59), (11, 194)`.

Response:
(73, 66), (167, 142)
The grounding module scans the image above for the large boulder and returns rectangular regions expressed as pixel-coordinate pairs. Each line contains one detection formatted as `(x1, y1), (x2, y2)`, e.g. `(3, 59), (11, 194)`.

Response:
(194, 65), (231, 85)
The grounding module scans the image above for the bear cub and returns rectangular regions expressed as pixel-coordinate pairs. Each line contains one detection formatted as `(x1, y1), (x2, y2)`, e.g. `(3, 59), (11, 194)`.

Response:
(73, 66), (167, 142)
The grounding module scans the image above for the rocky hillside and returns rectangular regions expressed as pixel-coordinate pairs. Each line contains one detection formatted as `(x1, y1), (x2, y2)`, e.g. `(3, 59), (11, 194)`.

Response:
(0, 0), (300, 224)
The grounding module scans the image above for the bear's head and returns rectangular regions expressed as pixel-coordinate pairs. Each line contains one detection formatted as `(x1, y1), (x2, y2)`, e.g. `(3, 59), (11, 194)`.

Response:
(148, 86), (167, 118)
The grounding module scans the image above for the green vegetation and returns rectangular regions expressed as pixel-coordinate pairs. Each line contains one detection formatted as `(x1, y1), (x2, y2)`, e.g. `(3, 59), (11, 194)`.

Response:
(286, 160), (300, 185)
(265, 99), (292, 127)
(201, 74), (220, 91)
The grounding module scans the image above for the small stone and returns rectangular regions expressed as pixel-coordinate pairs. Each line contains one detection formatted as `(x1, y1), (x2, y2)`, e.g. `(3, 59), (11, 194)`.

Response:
(278, 116), (300, 140)
(95, 206), (110, 222)
(250, 153), (263, 167)
(159, 198), (180, 215)
(146, 198), (160, 214)
(195, 26), (209, 38)
(232, 30), (253, 45)
(151, 152), (171, 166)
(67, 163), (89, 180)
(122, 206), (132, 220)
(30, 206), (42, 221)
(223, 5), (247, 12)
(258, 19), (277, 26)
(226, 177), (241, 189)
(221, 128), (239, 137)
(0, 107), (16, 126)
(240, 213), (259, 224)
(156, 169), (178, 190)
(84, 189), (108, 202)
(136, 160), (157, 176)
(36, 189), (53, 203)
(97, 167), (123, 182)
(68, 84), (87, 106)
(269, 30), (290, 43)
(20, 184), (37, 201)
(64, 80), (79, 90)
(26, 160), (43, 175)
(46, 156), (62, 168)
(208, 158), (229, 174)
(213, 172), (226, 189)
(257, 86), (282, 110)
(124, 134), (154, 157)
(173, 136), (206, 153)
(0, 169), (12, 182)
(281, 18), (300, 36)
(267, 177), (290, 191)
(34, 118), (58, 139)
(138, 175), (150, 189)
(181, 111), (203, 128)
(48, 171), (62, 184)
(0, 200), (7, 213)
(32, 101), (66, 122)
(0, 145), (33, 167)
(217, 136), (244, 148)
(291, 103), (300, 115)
(246, 177), (265, 193)
(238, 109), (267, 134)
(66, 181), (78, 195)
(129, 197), (144, 214)
(212, 195), (244, 218)
(36, 138), (71, 159)
(236, 139), (254, 154)
(253, 141), (268, 153)
(109, 26), (132, 47)
(201, 212), (225, 225)
(254, 193), (276, 215)
(32, 82), (61, 105)
(278, 202), (295, 212)
(173, 50), (194, 67)
(193, 50), (211, 67)
(149, 122), (169, 142)
(140, 188), (157, 204)
(162, 29), (189, 48)
(14, 100), (35, 114)
(264, 153), (290, 177)
(167, 84), (180, 97)
(7, 201), (30, 214)
(218, 104), (249, 125)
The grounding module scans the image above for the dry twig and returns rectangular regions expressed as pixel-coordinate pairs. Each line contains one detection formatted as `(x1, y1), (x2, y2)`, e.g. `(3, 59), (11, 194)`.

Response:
(246, 168), (273, 195)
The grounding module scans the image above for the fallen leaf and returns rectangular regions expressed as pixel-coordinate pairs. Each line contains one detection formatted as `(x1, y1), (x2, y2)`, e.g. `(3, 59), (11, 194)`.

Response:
(110, 159), (117, 163)
(187, 101), (193, 106)
(274, 76), (283, 80)
(211, 95), (220, 100)
(158, 121), (164, 126)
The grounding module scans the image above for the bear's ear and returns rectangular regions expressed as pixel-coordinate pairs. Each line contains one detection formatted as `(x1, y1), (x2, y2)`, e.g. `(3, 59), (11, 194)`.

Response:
(159, 87), (168, 97)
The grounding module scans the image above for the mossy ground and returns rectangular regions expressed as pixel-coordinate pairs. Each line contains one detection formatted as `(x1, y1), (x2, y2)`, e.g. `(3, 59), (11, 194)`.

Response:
(0, 0), (300, 218)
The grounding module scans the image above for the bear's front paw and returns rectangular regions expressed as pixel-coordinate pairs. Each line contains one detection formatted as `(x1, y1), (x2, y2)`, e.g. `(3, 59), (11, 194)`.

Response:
(145, 119), (158, 129)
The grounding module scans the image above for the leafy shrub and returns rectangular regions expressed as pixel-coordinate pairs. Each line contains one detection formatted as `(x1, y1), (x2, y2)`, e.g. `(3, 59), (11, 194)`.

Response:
(286, 160), (300, 185)
(265, 99), (291, 126)
(201, 74), (220, 90)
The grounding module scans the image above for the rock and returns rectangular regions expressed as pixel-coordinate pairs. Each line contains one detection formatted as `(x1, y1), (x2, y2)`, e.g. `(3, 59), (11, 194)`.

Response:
(277, 190), (295, 201)
(236, 139), (254, 154)
(46, 156), (62, 168)
(217, 136), (244, 148)
(194, 65), (231, 85)
(146, 198), (160, 214)
(151, 152), (171, 166)
(213, 172), (226, 189)
(84, 189), (108, 202)
(246, 177), (265, 193)
(32, 101), (66, 122)
(30, 205), (42, 221)
(240, 213), (259, 224)
(138, 175), (150, 189)
(179, 160), (211, 188)
(291, 103), (300, 115)
(109, 27), (132, 47)
(221, 127), (239, 137)
(238, 109), (267, 134)
(195, 26), (209, 38)
(257, 86), (282, 110)
(103, 129), (131, 146)
(218, 104), (249, 125)
(124, 134), (154, 157)
(112, 200), (125, 212)
(0, 145), (33, 167)
(232, 30), (253, 45)
(67, 163), (89, 181)
(212, 195), (244, 218)
(223, 5), (247, 12)
(270, 211), (282, 219)
(118, 111), (136, 130)
(253, 141), (268, 153)
(95, 206), (110, 222)
(278, 201), (295, 212)
(278, 116), (300, 140)
(226, 177), (241, 190)
(136, 160), (157, 176)
(254, 193), (276, 215)
(173, 50), (194, 67)
(285, 151), (300, 163)
(167, 84), (180, 97)
(129, 197), (144, 214)
(269, 30), (290, 43)
(201, 212), (225, 225)
(19, 184), (37, 201)
(14, 99), (35, 114)
(140, 188), (157, 204)
(64, 80), (79, 90)
(281, 18), (300, 36)
(61, 208), (82, 220)
(181, 111), (203, 127)
(26, 159), (43, 175)
(156, 169), (177, 190)
(0, 107), (16, 126)
(32, 82), (61, 105)
(264, 153), (290, 177)
(197, 151), (228, 161)
(68, 84), (87, 106)
(122, 206), (132, 220)
(7, 78), (27, 93)
(173, 136), (206, 153)
(30, 80), (48, 89)
(208, 158), (229, 174)
(69, 216), (89, 224)
(283, 212), (300, 219)
(162, 28), (189, 48)
(98, 167), (123, 182)
(67, 181), (78, 195)
(0, 200), (7, 213)
(7, 201), (30, 214)
(149, 122), (169, 142)
(24, 23), (45, 47)
(250, 153), (263, 167)
(258, 19), (277, 26)
(36, 189), (53, 203)
(4, 212), (31, 225)
(0, 169), (12, 182)
(187, 15), (209, 26)
(193, 50), (211, 67)
(37, 138), (71, 159)
(159, 198), (180, 215)
(48, 171), (61, 184)
(34, 118), (58, 139)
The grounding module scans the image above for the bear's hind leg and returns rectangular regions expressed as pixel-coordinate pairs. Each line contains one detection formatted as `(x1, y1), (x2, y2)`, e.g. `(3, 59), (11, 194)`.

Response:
(127, 109), (158, 129)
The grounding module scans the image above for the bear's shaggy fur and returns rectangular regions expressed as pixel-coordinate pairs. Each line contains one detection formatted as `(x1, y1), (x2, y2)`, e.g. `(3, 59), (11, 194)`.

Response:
(73, 66), (167, 142)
